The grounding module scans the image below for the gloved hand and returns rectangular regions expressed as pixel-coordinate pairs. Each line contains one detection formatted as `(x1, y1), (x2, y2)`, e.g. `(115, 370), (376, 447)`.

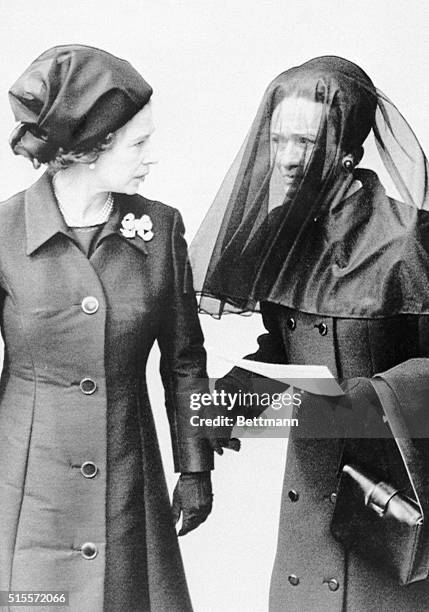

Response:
(202, 380), (242, 455)
(205, 435), (241, 455)
(171, 472), (213, 536)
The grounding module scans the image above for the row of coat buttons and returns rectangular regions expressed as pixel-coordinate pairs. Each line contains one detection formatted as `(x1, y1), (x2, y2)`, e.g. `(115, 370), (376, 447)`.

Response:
(79, 297), (100, 560)
(80, 298), (98, 394)
(79, 462), (98, 559)
(80, 297), (98, 397)
(80, 299), (98, 394)
(286, 317), (328, 336)
(288, 575), (340, 591)
(79, 461), (98, 559)
(288, 490), (337, 504)
(288, 489), (339, 590)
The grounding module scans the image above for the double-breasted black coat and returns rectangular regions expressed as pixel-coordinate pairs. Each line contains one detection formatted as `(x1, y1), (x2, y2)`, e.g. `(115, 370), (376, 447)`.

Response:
(0, 173), (213, 611)
(219, 301), (429, 611)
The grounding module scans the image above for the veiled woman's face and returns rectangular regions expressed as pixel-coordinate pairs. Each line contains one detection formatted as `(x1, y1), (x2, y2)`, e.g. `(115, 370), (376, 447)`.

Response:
(270, 97), (323, 194)
(91, 102), (158, 195)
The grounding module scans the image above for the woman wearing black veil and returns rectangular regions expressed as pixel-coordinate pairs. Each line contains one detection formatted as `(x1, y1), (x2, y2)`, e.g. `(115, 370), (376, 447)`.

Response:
(190, 56), (429, 610)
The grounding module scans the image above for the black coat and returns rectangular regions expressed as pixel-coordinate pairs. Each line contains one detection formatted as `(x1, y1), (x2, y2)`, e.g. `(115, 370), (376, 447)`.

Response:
(218, 301), (429, 611)
(0, 173), (213, 611)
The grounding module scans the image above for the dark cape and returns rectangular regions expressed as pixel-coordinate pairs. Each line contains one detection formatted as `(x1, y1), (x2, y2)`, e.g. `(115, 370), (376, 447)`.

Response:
(265, 169), (429, 318)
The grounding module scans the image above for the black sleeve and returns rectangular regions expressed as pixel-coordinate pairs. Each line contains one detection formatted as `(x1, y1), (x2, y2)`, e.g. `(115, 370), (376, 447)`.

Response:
(158, 209), (214, 472)
(418, 315), (429, 357)
(215, 302), (288, 417)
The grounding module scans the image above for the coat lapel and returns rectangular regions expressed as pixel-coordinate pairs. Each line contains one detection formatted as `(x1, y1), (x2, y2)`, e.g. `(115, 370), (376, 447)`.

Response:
(25, 173), (149, 258)
(25, 172), (69, 255)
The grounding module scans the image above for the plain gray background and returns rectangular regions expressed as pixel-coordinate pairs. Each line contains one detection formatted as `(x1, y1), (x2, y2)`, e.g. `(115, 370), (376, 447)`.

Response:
(0, 1), (428, 610)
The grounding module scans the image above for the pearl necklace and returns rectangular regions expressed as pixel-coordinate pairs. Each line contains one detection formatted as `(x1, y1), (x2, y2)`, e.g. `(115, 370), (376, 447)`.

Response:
(53, 176), (114, 227)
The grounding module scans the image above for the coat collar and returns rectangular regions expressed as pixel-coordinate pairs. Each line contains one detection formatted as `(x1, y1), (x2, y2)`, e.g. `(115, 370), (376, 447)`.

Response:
(25, 172), (68, 255)
(25, 172), (148, 256)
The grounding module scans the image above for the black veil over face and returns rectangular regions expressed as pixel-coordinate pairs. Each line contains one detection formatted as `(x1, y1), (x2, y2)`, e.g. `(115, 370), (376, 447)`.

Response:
(189, 56), (429, 318)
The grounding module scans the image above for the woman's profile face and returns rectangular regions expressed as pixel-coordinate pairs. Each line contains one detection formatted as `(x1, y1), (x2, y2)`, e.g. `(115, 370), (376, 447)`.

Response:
(270, 96), (323, 195)
(92, 102), (157, 195)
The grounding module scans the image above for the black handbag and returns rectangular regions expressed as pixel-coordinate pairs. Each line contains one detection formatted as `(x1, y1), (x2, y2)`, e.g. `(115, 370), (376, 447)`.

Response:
(331, 376), (429, 586)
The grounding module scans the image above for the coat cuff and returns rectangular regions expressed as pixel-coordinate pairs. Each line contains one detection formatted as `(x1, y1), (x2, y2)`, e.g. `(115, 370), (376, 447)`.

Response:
(174, 437), (214, 473)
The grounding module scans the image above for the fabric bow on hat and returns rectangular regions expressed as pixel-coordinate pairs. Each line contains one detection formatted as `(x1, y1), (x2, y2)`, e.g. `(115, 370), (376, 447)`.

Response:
(120, 213), (154, 241)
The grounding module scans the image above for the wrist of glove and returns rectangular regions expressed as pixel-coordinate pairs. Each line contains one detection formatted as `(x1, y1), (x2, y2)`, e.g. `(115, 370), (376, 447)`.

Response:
(203, 381), (242, 455)
(171, 471), (213, 536)
(205, 432), (241, 455)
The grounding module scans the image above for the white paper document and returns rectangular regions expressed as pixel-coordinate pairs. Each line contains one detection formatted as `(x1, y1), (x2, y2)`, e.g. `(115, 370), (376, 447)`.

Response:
(223, 356), (344, 396)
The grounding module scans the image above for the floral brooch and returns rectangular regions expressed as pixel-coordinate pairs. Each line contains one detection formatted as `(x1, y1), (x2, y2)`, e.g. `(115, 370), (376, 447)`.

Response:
(120, 213), (154, 241)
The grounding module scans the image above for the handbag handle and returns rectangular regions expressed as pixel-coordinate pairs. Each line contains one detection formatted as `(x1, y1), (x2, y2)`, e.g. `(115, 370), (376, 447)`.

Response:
(370, 376), (424, 514)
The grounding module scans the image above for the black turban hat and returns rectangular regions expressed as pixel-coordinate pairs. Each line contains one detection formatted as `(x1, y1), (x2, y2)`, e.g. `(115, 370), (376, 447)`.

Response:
(9, 44), (153, 163)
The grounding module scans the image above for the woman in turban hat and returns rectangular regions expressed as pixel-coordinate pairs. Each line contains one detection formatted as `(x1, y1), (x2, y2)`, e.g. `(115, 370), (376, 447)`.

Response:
(1, 44), (215, 611)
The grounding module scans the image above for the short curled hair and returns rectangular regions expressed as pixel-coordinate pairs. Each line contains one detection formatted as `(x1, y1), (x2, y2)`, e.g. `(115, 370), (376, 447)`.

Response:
(48, 132), (115, 173)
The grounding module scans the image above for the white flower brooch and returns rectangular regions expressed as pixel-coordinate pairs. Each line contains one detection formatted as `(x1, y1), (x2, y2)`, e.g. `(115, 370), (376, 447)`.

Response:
(120, 213), (154, 242)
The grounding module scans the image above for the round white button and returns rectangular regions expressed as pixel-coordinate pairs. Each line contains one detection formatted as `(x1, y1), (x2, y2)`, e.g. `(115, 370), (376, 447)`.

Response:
(81, 296), (99, 314)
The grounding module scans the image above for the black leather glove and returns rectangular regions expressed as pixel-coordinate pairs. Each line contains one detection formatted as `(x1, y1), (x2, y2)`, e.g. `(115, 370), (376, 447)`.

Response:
(203, 379), (242, 455)
(171, 471), (213, 536)
(205, 434), (241, 455)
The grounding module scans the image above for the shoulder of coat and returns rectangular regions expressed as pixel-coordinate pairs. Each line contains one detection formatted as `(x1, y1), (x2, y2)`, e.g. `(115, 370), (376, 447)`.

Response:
(127, 194), (179, 225)
(0, 189), (26, 225)
(134, 194), (177, 214)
